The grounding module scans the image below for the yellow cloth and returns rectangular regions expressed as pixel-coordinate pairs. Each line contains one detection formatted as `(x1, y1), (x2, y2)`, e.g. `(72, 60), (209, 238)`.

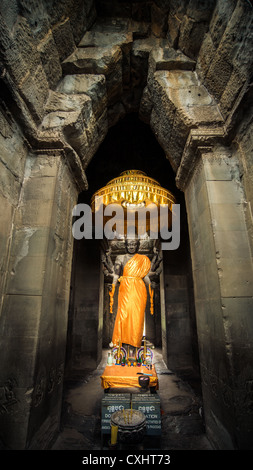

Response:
(100, 364), (159, 390)
(112, 253), (151, 348)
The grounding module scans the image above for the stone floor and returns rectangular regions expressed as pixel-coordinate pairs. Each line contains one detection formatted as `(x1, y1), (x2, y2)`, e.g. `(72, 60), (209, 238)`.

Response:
(51, 348), (213, 451)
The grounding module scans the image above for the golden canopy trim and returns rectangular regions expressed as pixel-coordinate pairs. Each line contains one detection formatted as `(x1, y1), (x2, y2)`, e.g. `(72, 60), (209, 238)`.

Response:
(91, 170), (176, 211)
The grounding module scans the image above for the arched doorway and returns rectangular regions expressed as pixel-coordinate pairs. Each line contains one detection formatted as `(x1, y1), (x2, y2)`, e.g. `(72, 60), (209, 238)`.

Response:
(65, 113), (200, 388)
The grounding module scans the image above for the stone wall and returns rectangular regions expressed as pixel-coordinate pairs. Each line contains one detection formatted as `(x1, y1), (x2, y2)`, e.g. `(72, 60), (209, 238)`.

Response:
(65, 239), (103, 375)
(0, 107), (28, 314)
(0, 149), (78, 449)
(0, 1), (97, 449)
(0, 0), (96, 121)
(185, 146), (253, 449)
(197, 0), (252, 126)
(163, 242), (198, 377)
(235, 96), (253, 258)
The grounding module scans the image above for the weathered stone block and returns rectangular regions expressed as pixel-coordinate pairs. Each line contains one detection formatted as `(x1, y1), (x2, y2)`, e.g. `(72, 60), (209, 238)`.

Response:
(210, 202), (247, 232)
(132, 37), (163, 59)
(56, 74), (107, 119)
(205, 260), (221, 300)
(67, 0), (93, 44)
(0, 159), (21, 206)
(79, 30), (132, 48)
(218, 258), (253, 298)
(41, 90), (103, 166)
(166, 109), (189, 167)
(7, 253), (46, 296)
(0, 0), (19, 30)
(198, 334), (229, 382)
(195, 299), (210, 335)
(0, 195), (13, 269)
(23, 176), (57, 202)
(192, 267), (209, 301)
(167, 12), (181, 48)
(151, 3), (168, 38)
(204, 53), (233, 101)
(186, 0), (216, 22)
(178, 16), (210, 60)
(0, 199), (13, 304)
(62, 45), (123, 105)
(0, 14), (50, 123)
(44, 90), (92, 116)
(16, 199), (56, 228)
(203, 390), (235, 450)
(95, 0), (131, 18)
(4, 14), (41, 78)
(206, 180), (243, 204)
(17, 64), (50, 123)
(139, 85), (153, 123)
(198, 210), (216, 263)
(37, 30), (62, 89)
(196, 32), (216, 80)
(149, 71), (177, 133)
(221, 297), (253, 347)
(52, 18), (76, 62)
(153, 69), (223, 130)
(183, 104), (224, 128)
(0, 294), (42, 338)
(25, 153), (61, 178)
(219, 69), (247, 119)
(0, 111), (28, 180)
(171, 85), (213, 107)
(215, 230), (251, 260)
(187, 232), (203, 272)
(202, 155), (233, 181)
(0, 331), (38, 388)
(18, 0), (50, 41)
(209, 0), (237, 48)
(149, 47), (196, 78)
(107, 101), (126, 128)
(198, 298), (225, 340)
(149, 107), (174, 163)
(234, 401), (253, 450)
(10, 228), (51, 266)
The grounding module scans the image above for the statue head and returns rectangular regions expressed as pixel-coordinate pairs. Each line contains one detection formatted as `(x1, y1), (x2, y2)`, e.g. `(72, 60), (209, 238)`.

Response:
(125, 237), (140, 254)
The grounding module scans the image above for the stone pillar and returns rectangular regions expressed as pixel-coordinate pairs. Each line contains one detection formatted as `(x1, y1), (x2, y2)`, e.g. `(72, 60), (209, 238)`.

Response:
(0, 151), (78, 449)
(185, 147), (253, 449)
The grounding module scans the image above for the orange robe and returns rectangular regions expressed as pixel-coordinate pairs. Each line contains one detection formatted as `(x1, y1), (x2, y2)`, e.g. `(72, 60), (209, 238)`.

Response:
(112, 253), (151, 348)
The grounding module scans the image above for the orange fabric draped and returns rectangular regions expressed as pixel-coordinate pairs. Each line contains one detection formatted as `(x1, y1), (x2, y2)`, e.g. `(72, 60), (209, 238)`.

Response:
(100, 364), (159, 390)
(112, 253), (151, 348)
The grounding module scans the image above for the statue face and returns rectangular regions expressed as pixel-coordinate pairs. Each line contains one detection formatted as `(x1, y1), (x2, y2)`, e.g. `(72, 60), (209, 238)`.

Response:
(126, 239), (139, 254)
